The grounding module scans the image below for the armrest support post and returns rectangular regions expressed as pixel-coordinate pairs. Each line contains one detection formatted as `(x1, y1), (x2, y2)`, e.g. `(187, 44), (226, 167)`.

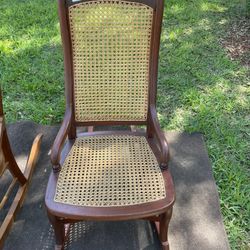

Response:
(51, 108), (72, 172)
(148, 105), (169, 170)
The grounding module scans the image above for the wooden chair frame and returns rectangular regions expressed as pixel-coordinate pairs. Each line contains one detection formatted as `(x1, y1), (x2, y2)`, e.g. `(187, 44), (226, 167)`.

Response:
(45, 0), (175, 249)
(0, 90), (42, 248)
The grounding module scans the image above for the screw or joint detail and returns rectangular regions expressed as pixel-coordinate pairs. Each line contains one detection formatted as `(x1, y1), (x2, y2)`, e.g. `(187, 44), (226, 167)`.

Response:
(53, 165), (62, 173)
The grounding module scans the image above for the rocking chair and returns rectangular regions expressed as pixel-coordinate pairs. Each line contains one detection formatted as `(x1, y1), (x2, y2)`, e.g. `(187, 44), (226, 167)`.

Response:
(45, 0), (175, 249)
(0, 90), (42, 248)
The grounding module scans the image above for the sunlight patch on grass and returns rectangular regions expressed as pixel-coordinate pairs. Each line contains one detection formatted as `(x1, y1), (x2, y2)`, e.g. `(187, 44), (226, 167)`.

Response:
(169, 4), (185, 14)
(0, 0), (64, 124)
(168, 30), (179, 41)
(167, 108), (193, 129)
(198, 18), (211, 30)
(159, 1), (249, 248)
(200, 2), (227, 13)
(183, 27), (193, 36)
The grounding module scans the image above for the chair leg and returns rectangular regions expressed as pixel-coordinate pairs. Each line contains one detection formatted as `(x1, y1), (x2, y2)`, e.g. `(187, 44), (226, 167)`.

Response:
(159, 208), (173, 250)
(47, 211), (65, 250)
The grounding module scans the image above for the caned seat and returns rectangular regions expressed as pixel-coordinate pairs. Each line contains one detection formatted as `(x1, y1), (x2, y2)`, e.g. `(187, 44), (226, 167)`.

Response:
(55, 135), (166, 207)
(45, 0), (175, 249)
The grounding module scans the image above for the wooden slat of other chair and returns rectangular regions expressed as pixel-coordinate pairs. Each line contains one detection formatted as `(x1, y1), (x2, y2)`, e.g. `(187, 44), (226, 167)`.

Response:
(0, 177), (17, 210)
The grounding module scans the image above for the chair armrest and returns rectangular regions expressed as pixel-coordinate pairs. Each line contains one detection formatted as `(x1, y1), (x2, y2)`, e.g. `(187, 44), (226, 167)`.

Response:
(148, 105), (169, 170)
(51, 109), (72, 172)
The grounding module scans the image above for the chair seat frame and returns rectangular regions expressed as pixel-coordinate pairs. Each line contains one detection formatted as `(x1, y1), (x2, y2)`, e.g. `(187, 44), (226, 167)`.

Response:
(45, 0), (175, 249)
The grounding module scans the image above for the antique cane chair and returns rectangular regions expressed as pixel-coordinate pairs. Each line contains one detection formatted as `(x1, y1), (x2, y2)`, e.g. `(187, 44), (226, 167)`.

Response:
(0, 90), (42, 248)
(45, 0), (175, 249)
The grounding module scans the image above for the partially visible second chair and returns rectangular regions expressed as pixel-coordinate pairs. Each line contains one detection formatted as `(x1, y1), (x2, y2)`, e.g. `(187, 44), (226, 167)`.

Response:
(0, 90), (42, 248)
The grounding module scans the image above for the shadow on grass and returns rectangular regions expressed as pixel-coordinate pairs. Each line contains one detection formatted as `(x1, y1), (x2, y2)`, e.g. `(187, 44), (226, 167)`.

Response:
(0, 0), (65, 124)
(157, 0), (249, 248)
(158, 0), (248, 129)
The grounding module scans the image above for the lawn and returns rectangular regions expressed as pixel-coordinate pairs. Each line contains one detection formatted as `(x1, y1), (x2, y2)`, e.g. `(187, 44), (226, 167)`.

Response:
(0, 0), (249, 249)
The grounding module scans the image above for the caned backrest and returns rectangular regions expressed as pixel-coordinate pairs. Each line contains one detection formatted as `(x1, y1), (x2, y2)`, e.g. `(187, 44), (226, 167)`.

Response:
(66, 0), (156, 122)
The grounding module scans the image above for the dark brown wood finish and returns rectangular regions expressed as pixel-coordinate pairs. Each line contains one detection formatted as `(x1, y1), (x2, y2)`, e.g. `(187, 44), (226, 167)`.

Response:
(148, 106), (169, 169)
(2, 127), (26, 185)
(47, 131), (175, 220)
(0, 90), (43, 248)
(46, 0), (175, 249)
(50, 108), (72, 172)
(146, 0), (168, 170)
(0, 92), (26, 185)
(58, 0), (76, 140)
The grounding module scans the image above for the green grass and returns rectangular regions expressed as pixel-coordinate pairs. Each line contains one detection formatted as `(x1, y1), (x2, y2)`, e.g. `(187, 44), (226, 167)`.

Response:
(0, 0), (249, 248)
(0, 0), (64, 123)
(158, 1), (250, 249)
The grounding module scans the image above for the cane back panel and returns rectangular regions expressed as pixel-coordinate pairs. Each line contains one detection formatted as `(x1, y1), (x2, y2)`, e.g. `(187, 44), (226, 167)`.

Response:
(68, 0), (153, 122)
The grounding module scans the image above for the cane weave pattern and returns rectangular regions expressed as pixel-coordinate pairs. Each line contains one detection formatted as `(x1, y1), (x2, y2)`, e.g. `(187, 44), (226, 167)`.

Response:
(68, 1), (153, 122)
(55, 135), (166, 207)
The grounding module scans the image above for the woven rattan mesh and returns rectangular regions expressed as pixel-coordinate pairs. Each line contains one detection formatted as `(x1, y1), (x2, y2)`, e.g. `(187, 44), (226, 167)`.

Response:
(55, 135), (166, 207)
(69, 1), (153, 122)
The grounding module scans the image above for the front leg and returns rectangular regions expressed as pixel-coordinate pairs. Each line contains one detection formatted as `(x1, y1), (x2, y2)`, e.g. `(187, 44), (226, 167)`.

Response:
(159, 208), (173, 250)
(155, 207), (173, 250)
(47, 211), (65, 250)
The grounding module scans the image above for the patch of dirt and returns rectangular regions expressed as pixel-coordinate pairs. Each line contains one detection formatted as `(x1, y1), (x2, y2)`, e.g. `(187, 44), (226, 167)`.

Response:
(220, 17), (250, 68)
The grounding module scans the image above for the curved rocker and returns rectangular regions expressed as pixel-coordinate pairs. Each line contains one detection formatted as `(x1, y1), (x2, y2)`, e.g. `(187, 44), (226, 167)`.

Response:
(45, 0), (175, 249)
(0, 90), (43, 249)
